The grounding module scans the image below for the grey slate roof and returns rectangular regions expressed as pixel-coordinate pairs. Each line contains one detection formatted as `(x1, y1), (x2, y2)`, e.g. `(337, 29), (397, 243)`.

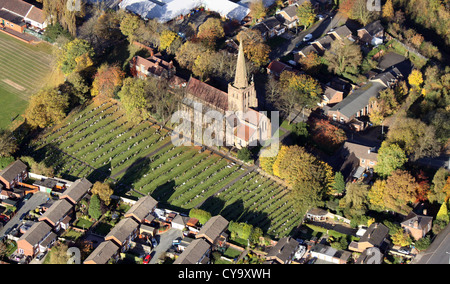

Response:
(360, 20), (384, 36)
(125, 195), (158, 223)
(18, 221), (52, 246)
(106, 217), (139, 245)
(196, 215), (229, 243)
(0, 160), (27, 183)
(39, 199), (73, 226)
(173, 238), (211, 264)
(328, 81), (386, 118)
(266, 237), (299, 263)
(61, 178), (92, 204)
(84, 240), (119, 264)
(329, 25), (352, 40)
(359, 223), (389, 247)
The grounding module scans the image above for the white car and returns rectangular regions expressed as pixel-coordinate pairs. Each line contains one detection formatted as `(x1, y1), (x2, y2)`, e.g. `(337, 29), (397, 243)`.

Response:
(317, 14), (325, 20)
(303, 34), (313, 42)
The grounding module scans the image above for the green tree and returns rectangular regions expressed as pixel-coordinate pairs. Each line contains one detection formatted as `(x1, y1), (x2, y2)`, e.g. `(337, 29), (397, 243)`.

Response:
(58, 39), (95, 75)
(120, 13), (141, 42)
(374, 142), (408, 177)
(324, 40), (362, 77)
(159, 30), (179, 53)
(297, 1), (316, 28)
(0, 130), (18, 157)
(88, 194), (102, 221)
(436, 201), (450, 224)
(189, 208), (211, 225)
(25, 88), (70, 129)
(332, 172), (346, 195)
(237, 147), (253, 162)
(415, 236), (431, 251)
(117, 78), (150, 123)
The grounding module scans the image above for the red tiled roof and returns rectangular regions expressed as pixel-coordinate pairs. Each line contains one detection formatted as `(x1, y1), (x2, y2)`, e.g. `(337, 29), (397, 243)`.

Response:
(186, 77), (229, 111)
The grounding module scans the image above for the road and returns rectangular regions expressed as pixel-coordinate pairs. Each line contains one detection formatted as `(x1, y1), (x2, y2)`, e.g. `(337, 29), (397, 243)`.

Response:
(270, 11), (348, 60)
(411, 223), (450, 264)
(0, 192), (50, 238)
(149, 228), (182, 264)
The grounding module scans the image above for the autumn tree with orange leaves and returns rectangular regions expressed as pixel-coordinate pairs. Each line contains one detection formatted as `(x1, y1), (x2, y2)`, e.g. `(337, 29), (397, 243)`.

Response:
(310, 119), (347, 154)
(91, 63), (125, 100)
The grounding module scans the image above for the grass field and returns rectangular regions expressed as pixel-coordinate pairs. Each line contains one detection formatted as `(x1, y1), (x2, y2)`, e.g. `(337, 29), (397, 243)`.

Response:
(0, 32), (57, 129)
(30, 99), (302, 238)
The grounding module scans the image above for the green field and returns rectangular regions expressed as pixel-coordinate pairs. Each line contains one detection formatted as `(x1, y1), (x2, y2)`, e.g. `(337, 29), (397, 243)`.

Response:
(30, 99), (303, 238)
(0, 32), (55, 129)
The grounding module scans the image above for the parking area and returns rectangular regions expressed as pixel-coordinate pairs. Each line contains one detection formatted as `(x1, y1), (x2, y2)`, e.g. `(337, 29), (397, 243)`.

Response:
(149, 228), (183, 264)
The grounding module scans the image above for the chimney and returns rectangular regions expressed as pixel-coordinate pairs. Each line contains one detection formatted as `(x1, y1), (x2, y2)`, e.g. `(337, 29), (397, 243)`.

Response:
(423, 209), (427, 216)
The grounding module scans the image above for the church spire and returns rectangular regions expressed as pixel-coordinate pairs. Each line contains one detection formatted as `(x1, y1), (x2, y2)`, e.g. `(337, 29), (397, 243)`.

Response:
(233, 40), (249, 89)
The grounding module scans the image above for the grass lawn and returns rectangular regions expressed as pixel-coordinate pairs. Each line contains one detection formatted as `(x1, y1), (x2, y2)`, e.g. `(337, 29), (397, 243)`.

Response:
(0, 32), (59, 130)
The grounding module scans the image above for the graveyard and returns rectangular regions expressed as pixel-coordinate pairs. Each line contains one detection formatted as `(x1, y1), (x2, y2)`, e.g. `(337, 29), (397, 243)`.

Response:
(29, 99), (301, 238)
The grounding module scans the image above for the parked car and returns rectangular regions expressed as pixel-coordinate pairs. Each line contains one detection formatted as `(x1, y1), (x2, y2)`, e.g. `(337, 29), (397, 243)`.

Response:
(151, 238), (158, 248)
(36, 253), (46, 261)
(317, 14), (325, 20)
(24, 193), (33, 200)
(303, 34), (313, 42)
(143, 254), (152, 264)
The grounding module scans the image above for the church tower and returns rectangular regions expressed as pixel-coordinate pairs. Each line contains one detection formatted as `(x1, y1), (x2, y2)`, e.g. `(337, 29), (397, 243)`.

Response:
(228, 40), (258, 114)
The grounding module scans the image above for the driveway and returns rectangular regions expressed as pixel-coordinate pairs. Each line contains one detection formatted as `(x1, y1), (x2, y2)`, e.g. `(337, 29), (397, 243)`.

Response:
(149, 228), (183, 264)
(0, 192), (50, 238)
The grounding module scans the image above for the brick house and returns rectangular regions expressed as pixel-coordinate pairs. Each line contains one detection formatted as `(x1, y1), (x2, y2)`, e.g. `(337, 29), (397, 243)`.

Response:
(173, 238), (211, 264)
(0, 0), (48, 31)
(124, 195), (158, 224)
(0, 160), (28, 190)
(342, 141), (378, 170)
(83, 240), (120, 264)
(349, 223), (390, 253)
(195, 215), (229, 245)
(105, 217), (139, 252)
(319, 85), (344, 107)
(401, 211), (433, 241)
(357, 20), (384, 46)
(60, 178), (92, 205)
(38, 199), (73, 232)
(16, 221), (57, 258)
(265, 237), (300, 264)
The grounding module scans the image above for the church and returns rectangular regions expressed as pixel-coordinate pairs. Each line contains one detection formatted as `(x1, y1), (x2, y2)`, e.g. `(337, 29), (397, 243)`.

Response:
(179, 40), (272, 149)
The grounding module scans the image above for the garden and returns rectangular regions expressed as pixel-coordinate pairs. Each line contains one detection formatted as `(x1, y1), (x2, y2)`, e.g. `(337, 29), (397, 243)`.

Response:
(29, 99), (305, 238)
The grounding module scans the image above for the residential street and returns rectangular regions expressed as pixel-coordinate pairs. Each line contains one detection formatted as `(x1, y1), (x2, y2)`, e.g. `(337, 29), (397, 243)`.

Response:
(411, 223), (450, 264)
(270, 11), (348, 60)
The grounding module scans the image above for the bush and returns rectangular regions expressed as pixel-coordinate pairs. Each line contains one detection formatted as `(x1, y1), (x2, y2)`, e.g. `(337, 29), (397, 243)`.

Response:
(237, 147), (252, 162)
(415, 236), (431, 251)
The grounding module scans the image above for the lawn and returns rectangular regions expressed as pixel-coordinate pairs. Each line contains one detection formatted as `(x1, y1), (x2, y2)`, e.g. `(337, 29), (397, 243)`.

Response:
(0, 32), (58, 130)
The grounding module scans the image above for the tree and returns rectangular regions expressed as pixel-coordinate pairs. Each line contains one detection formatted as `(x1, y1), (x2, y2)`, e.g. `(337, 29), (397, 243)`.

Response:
(46, 242), (70, 264)
(351, 0), (374, 26)
(88, 194), (102, 220)
(391, 229), (412, 247)
(237, 147), (253, 162)
(374, 142), (408, 177)
(58, 39), (95, 75)
(175, 41), (209, 70)
(237, 29), (271, 67)
(297, 1), (316, 28)
(384, 170), (418, 214)
(343, 182), (370, 213)
(324, 40), (362, 77)
(91, 64), (125, 100)
(25, 88), (70, 129)
(192, 51), (214, 81)
(189, 208), (211, 225)
(0, 130), (18, 157)
(159, 30), (179, 54)
(382, 0), (394, 20)
(117, 78), (150, 123)
(249, 0), (267, 22)
(408, 69), (424, 89)
(298, 52), (322, 75)
(415, 236), (431, 251)
(332, 172), (346, 195)
(368, 179), (386, 210)
(436, 201), (450, 223)
(428, 167), (450, 203)
(310, 119), (347, 153)
(386, 116), (441, 161)
(91, 182), (114, 206)
(120, 13), (141, 42)
(197, 18), (225, 49)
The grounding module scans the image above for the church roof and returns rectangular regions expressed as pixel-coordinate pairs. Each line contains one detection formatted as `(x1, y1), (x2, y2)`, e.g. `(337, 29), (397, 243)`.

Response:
(186, 77), (229, 111)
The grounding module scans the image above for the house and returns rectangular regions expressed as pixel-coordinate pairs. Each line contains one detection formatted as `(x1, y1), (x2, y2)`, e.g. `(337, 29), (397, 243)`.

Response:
(319, 85), (344, 107)
(342, 141), (379, 170)
(265, 237), (300, 264)
(358, 20), (384, 46)
(131, 53), (187, 88)
(401, 211), (433, 241)
(195, 215), (229, 245)
(327, 25), (352, 41)
(310, 243), (351, 264)
(124, 195), (158, 224)
(0, 160), (28, 190)
(252, 16), (285, 39)
(173, 238), (211, 264)
(293, 44), (320, 62)
(355, 247), (383, 264)
(180, 40), (271, 149)
(84, 240), (120, 264)
(310, 34), (334, 54)
(276, 4), (299, 29)
(172, 214), (189, 231)
(349, 223), (390, 253)
(38, 199), (73, 232)
(60, 178), (92, 205)
(326, 67), (403, 131)
(16, 221), (56, 258)
(105, 217), (139, 252)
(267, 60), (293, 78)
(0, 0), (48, 31)
(33, 178), (59, 194)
